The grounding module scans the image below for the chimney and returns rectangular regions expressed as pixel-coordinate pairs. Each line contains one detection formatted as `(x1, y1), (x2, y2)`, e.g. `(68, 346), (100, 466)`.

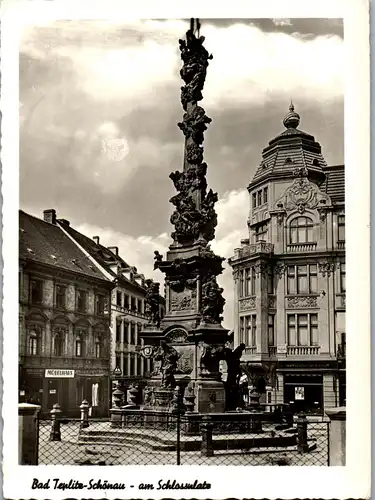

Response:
(43, 209), (56, 224)
(93, 236), (100, 245)
(58, 219), (70, 227)
(108, 246), (119, 256)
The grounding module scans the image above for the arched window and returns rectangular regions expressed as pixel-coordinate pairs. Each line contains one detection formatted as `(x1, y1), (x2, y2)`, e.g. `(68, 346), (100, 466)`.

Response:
(289, 216), (314, 244)
(27, 326), (41, 355)
(53, 327), (66, 356)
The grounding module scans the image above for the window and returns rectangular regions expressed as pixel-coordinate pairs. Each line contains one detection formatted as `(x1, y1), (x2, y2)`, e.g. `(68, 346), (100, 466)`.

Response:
(131, 297), (137, 312)
(138, 299), (143, 314)
(287, 313), (319, 346)
(340, 262), (346, 292)
(116, 291), (122, 307)
(244, 314), (256, 346)
(268, 315), (275, 346)
(245, 268), (250, 296)
(124, 294), (130, 309)
(252, 193), (257, 208)
(289, 216), (314, 244)
(116, 321), (121, 342)
(55, 285), (67, 309)
(95, 337), (103, 358)
(137, 323), (142, 344)
(255, 223), (268, 242)
(115, 356), (121, 370)
(77, 290), (87, 313)
(239, 270), (244, 298)
(257, 191), (262, 206)
(27, 328), (40, 355)
(95, 295), (105, 315)
(53, 328), (66, 356)
(251, 268), (256, 295)
(268, 267), (274, 294)
(75, 335), (83, 357)
(338, 215), (345, 241)
(287, 264), (318, 294)
(239, 316), (245, 343)
(263, 187), (268, 203)
(123, 321), (129, 344)
(30, 279), (43, 304)
(130, 323), (136, 345)
(130, 355), (135, 376)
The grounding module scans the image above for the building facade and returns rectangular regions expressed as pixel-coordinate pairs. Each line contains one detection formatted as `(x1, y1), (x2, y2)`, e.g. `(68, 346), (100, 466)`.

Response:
(229, 105), (345, 413)
(19, 210), (113, 417)
(56, 222), (165, 391)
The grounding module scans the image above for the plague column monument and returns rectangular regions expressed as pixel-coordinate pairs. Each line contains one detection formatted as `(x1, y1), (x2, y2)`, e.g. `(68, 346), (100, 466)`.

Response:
(140, 20), (232, 413)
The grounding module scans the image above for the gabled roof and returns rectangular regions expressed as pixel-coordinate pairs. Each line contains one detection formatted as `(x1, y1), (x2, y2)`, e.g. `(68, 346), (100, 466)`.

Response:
(250, 104), (328, 188)
(321, 165), (345, 203)
(19, 210), (110, 282)
(58, 222), (129, 280)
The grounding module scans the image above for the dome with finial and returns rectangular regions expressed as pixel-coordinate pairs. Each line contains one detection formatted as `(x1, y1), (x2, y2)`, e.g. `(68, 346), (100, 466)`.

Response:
(283, 101), (300, 129)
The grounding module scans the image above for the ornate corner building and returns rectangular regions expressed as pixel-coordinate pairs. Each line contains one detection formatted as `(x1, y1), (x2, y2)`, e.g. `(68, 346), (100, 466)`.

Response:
(229, 104), (345, 413)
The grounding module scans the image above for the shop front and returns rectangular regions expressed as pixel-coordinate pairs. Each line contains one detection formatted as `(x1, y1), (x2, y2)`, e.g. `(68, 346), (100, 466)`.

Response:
(283, 373), (323, 414)
(20, 367), (109, 417)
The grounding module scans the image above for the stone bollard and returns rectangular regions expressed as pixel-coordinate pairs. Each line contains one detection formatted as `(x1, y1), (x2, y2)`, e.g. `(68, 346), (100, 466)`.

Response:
(80, 400), (90, 429)
(49, 403), (62, 442)
(19, 403), (41, 465)
(201, 416), (214, 457)
(297, 412), (308, 453)
(325, 407), (346, 465)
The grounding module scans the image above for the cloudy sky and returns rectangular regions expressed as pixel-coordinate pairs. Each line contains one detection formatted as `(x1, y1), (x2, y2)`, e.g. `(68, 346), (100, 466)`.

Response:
(19, 18), (344, 328)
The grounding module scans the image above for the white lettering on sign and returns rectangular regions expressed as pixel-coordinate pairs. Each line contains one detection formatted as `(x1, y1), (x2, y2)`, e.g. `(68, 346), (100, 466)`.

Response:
(45, 369), (75, 378)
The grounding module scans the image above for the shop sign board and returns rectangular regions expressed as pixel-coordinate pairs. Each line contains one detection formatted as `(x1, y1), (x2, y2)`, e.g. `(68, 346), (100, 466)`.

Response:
(45, 369), (75, 378)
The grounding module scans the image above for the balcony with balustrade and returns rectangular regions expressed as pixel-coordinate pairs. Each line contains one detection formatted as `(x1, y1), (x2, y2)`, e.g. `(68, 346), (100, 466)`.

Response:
(230, 241), (274, 262)
(286, 346), (320, 356)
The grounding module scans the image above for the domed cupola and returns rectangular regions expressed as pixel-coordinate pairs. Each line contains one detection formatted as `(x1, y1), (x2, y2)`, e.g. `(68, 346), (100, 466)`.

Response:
(249, 103), (327, 189)
(283, 102), (300, 129)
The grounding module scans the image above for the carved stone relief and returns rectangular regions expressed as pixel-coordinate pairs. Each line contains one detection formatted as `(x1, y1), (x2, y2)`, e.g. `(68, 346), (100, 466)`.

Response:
(166, 328), (188, 343)
(268, 296), (276, 309)
(175, 346), (194, 374)
(170, 288), (196, 312)
(286, 296), (318, 309)
(275, 174), (331, 214)
(318, 262), (336, 277)
(239, 297), (256, 312)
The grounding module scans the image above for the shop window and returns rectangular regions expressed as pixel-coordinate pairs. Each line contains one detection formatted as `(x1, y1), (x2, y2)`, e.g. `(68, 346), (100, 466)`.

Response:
(340, 262), (346, 292)
(30, 279), (43, 305)
(289, 216), (314, 244)
(76, 290), (87, 313)
(287, 264), (318, 294)
(287, 313), (319, 346)
(268, 314), (275, 346)
(55, 284), (67, 309)
(338, 215), (345, 242)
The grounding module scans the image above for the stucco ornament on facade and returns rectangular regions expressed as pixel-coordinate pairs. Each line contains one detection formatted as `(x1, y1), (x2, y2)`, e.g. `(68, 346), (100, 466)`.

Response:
(275, 171), (331, 214)
(239, 297), (256, 311)
(166, 328), (188, 343)
(286, 296), (318, 309)
(318, 262), (336, 277)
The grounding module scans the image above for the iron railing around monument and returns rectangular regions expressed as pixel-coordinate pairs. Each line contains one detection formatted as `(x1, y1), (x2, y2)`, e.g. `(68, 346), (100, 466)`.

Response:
(36, 403), (331, 466)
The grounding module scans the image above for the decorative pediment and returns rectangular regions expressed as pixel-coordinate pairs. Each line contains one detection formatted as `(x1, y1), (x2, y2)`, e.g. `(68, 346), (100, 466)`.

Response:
(275, 175), (331, 215)
(166, 328), (188, 343)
